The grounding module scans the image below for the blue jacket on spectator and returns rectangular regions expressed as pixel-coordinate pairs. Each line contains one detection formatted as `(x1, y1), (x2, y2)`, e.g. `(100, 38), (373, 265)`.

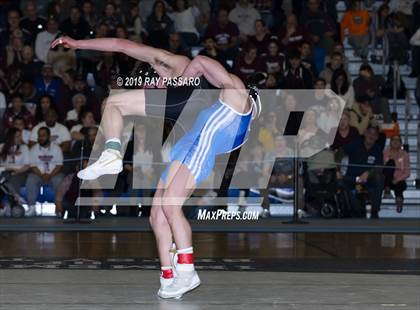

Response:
(34, 76), (61, 103)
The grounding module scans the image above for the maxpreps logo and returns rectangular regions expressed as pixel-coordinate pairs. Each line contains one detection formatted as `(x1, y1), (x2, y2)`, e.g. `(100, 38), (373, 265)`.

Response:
(197, 209), (259, 221)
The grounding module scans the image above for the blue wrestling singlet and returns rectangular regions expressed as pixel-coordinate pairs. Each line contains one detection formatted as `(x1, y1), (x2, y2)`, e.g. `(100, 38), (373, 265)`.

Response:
(160, 99), (252, 185)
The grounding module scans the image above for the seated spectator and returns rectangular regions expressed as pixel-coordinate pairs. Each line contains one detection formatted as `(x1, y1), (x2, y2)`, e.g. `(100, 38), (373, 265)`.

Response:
(206, 9), (240, 59)
(258, 111), (280, 151)
(35, 95), (54, 123)
(66, 93), (87, 123)
(320, 52), (350, 85)
(299, 41), (317, 76)
(341, 0), (370, 60)
(166, 33), (191, 57)
(265, 73), (280, 89)
(12, 116), (31, 144)
(19, 1), (47, 38)
(348, 94), (374, 135)
(330, 110), (360, 151)
(300, 0), (336, 53)
(339, 124), (385, 218)
(281, 49), (313, 89)
(146, 1), (174, 48)
(248, 19), (272, 55)
(29, 108), (71, 153)
(198, 37), (230, 70)
(233, 43), (264, 81)
(0, 9), (32, 48)
(35, 17), (59, 64)
(20, 45), (43, 82)
(353, 64), (391, 123)
(297, 109), (322, 146)
(383, 135), (411, 212)
(70, 109), (97, 141)
(25, 127), (64, 217)
(4, 28), (25, 69)
(3, 94), (36, 130)
(35, 63), (62, 103)
(276, 91), (299, 129)
(228, 0), (261, 38)
(81, 0), (98, 29)
(0, 128), (30, 195)
(125, 3), (144, 39)
(59, 6), (90, 40)
(317, 98), (343, 134)
(72, 74), (103, 121)
(261, 40), (286, 74)
(330, 69), (355, 108)
(19, 80), (38, 111)
(278, 14), (310, 53)
(314, 77), (327, 90)
(97, 2), (121, 34)
(169, 0), (200, 46)
(324, 42), (349, 70)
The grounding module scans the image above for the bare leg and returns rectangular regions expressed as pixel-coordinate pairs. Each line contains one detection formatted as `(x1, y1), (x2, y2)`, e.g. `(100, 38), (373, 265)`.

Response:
(101, 89), (146, 140)
(161, 161), (196, 250)
(149, 182), (173, 267)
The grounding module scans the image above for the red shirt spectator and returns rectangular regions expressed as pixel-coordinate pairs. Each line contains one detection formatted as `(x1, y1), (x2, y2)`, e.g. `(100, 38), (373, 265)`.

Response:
(206, 9), (240, 51)
(3, 94), (35, 129)
(233, 44), (264, 81)
(278, 14), (311, 53)
(261, 40), (286, 74)
(247, 19), (274, 54)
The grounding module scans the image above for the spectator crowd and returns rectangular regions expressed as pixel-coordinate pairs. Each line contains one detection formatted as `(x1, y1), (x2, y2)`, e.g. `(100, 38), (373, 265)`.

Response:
(0, 0), (417, 219)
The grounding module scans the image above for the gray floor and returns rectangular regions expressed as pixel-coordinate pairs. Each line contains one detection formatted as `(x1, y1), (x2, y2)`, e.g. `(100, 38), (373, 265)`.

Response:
(0, 270), (419, 310)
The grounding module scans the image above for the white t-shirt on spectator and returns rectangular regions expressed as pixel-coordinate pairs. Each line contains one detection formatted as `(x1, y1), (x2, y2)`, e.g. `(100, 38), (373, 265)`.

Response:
(169, 7), (200, 36)
(0, 144), (30, 170)
(35, 30), (59, 63)
(29, 142), (63, 174)
(22, 129), (31, 145)
(228, 3), (261, 36)
(30, 122), (71, 145)
(66, 109), (78, 121)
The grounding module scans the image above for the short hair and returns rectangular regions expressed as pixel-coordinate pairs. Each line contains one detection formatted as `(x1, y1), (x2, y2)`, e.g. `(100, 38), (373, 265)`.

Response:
(38, 126), (51, 136)
(255, 19), (266, 27)
(366, 123), (379, 132)
(331, 51), (343, 59)
(359, 63), (373, 73)
(314, 77), (326, 85)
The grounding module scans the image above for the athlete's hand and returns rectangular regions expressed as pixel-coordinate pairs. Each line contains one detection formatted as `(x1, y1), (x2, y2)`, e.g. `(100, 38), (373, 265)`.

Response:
(51, 36), (79, 49)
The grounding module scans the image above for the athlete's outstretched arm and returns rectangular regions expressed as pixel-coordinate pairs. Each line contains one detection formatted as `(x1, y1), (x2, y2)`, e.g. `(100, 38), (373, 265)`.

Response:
(182, 55), (244, 89)
(51, 36), (188, 71)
